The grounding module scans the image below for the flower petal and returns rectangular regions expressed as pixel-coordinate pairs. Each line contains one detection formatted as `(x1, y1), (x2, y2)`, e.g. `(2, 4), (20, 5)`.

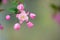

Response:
(16, 14), (19, 18)
(19, 20), (24, 24)
(17, 4), (24, 12)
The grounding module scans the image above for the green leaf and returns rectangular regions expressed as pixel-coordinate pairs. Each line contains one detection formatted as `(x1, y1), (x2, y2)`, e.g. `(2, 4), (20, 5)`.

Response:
(51, 4), (58, 10)
(14, 8), (18, 14)
(8, 8), (18, 14)
(12, 1), (18, 7)
(19, 0), (24, 3)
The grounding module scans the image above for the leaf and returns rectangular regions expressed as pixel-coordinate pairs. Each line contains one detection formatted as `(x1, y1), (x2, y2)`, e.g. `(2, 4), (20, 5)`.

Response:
(8, 8), (18, 14)
(12, 1), (18, 5)
(9, 8), (15, 13)
(14, 8), (18, 14)
(19, 0), (24, 3)
(11, 1), (18, 7)
(12, 0), (24, 5)
(51, 4), (58, 10)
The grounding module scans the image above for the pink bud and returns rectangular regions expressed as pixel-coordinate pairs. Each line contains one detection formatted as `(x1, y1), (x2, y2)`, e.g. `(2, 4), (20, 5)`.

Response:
(27, 22), (34, 28)
(14, 23), (20, 30)
(6, 15), (10, 20)
(2, 0), (7, 4)
(0, 24), (4, 30)
(54, 13), (60, 23)
(30, 13), (36, 19)
(17, 4), (24, 12)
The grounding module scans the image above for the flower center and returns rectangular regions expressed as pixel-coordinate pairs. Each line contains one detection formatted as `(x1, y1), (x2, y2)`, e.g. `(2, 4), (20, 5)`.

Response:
(21, 16), (25, 19)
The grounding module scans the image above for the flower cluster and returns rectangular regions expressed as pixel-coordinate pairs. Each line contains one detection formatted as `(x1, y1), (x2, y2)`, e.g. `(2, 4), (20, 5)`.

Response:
(5, 4), (36, 30)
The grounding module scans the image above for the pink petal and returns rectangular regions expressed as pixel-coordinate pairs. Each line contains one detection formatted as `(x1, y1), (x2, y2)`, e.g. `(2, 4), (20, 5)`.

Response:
(19, 20), (24, 24)
(16, 14), (19, 18)
(6, 15), (10, 20)
(21, 11), (26, 14)
(18, 12), (28, 21)
(30, 13), (36, 19)
(27, 22), (34, 28)
(25, 16), (29, 22)
(14, 23), (20, 30)
(17, 4), (24, 12)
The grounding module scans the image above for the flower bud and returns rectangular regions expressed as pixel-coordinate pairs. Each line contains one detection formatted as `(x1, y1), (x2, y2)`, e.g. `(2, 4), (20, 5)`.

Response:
(6, 15), (10, 20)
(30, 13), (36, 19)
(27, 22), (34, 28)
(14, 23), (20, 30)
(17, 4), (24, 12)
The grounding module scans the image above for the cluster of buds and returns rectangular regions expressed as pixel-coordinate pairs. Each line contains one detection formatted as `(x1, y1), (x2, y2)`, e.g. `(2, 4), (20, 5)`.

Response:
(5, 3), (36, 30)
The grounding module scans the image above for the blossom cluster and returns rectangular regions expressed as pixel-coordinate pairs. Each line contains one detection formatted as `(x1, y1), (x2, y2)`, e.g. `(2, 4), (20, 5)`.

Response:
(5, 4), (36, 30)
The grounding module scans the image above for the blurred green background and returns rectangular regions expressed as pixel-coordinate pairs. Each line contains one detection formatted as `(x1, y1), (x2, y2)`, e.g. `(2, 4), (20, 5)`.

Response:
(0, 0), (60, 40)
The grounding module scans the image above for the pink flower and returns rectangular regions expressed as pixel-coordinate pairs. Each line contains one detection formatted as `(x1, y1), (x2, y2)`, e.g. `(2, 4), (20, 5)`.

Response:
(6, 15), (10, 20)
(17, 11), (28, 21)
(54, 13), (60, 23)
(30, 13), (36, 19)
(14, 23), (20, 30)
(27, 22), (34, 28)
(0, 24), (4, 30)
(17, 4), (24, 12)
(2, 0), (7, 4)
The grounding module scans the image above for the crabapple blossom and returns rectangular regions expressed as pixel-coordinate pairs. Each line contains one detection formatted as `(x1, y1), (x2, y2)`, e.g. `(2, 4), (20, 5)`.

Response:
(17, 11), (28, 21)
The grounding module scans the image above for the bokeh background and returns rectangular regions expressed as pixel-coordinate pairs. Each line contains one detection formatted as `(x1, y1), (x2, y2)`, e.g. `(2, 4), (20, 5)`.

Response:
(0, 0), (60, 40)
